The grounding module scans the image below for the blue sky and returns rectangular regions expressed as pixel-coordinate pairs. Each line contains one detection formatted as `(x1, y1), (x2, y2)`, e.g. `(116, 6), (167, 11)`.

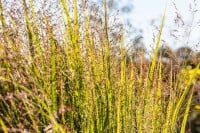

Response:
(119, 0), (200, 51)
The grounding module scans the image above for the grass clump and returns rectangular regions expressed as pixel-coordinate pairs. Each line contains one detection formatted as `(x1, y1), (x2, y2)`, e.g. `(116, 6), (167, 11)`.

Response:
(0, 0), (199, 132)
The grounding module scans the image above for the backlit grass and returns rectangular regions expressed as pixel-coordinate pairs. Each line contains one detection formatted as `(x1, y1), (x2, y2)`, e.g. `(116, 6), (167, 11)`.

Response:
(0, 0), (199, 132)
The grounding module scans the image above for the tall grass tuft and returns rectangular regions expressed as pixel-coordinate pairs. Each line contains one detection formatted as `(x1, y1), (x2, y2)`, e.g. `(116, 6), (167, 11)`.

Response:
(0, 0), (199, 132)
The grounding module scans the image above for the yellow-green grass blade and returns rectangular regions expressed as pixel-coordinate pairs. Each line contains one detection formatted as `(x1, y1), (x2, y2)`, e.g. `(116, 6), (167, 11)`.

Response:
(0, 0), (8, 45)
(180, 87), (194, 133)
(29, 0), (41, 56)
(61, 0), (73, 41)
(148, 9), (166, 87)
(171, 63), (200, 130)
(0, 117), (8, 133)
(46, 20), (58, 113)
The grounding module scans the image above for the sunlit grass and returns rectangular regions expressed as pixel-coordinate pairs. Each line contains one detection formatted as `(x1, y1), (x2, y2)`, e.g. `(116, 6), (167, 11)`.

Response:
(0, 0), (199, 132)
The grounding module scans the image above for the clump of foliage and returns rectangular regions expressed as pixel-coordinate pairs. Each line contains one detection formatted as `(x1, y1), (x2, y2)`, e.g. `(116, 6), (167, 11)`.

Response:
(0, 0), (199, 132)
